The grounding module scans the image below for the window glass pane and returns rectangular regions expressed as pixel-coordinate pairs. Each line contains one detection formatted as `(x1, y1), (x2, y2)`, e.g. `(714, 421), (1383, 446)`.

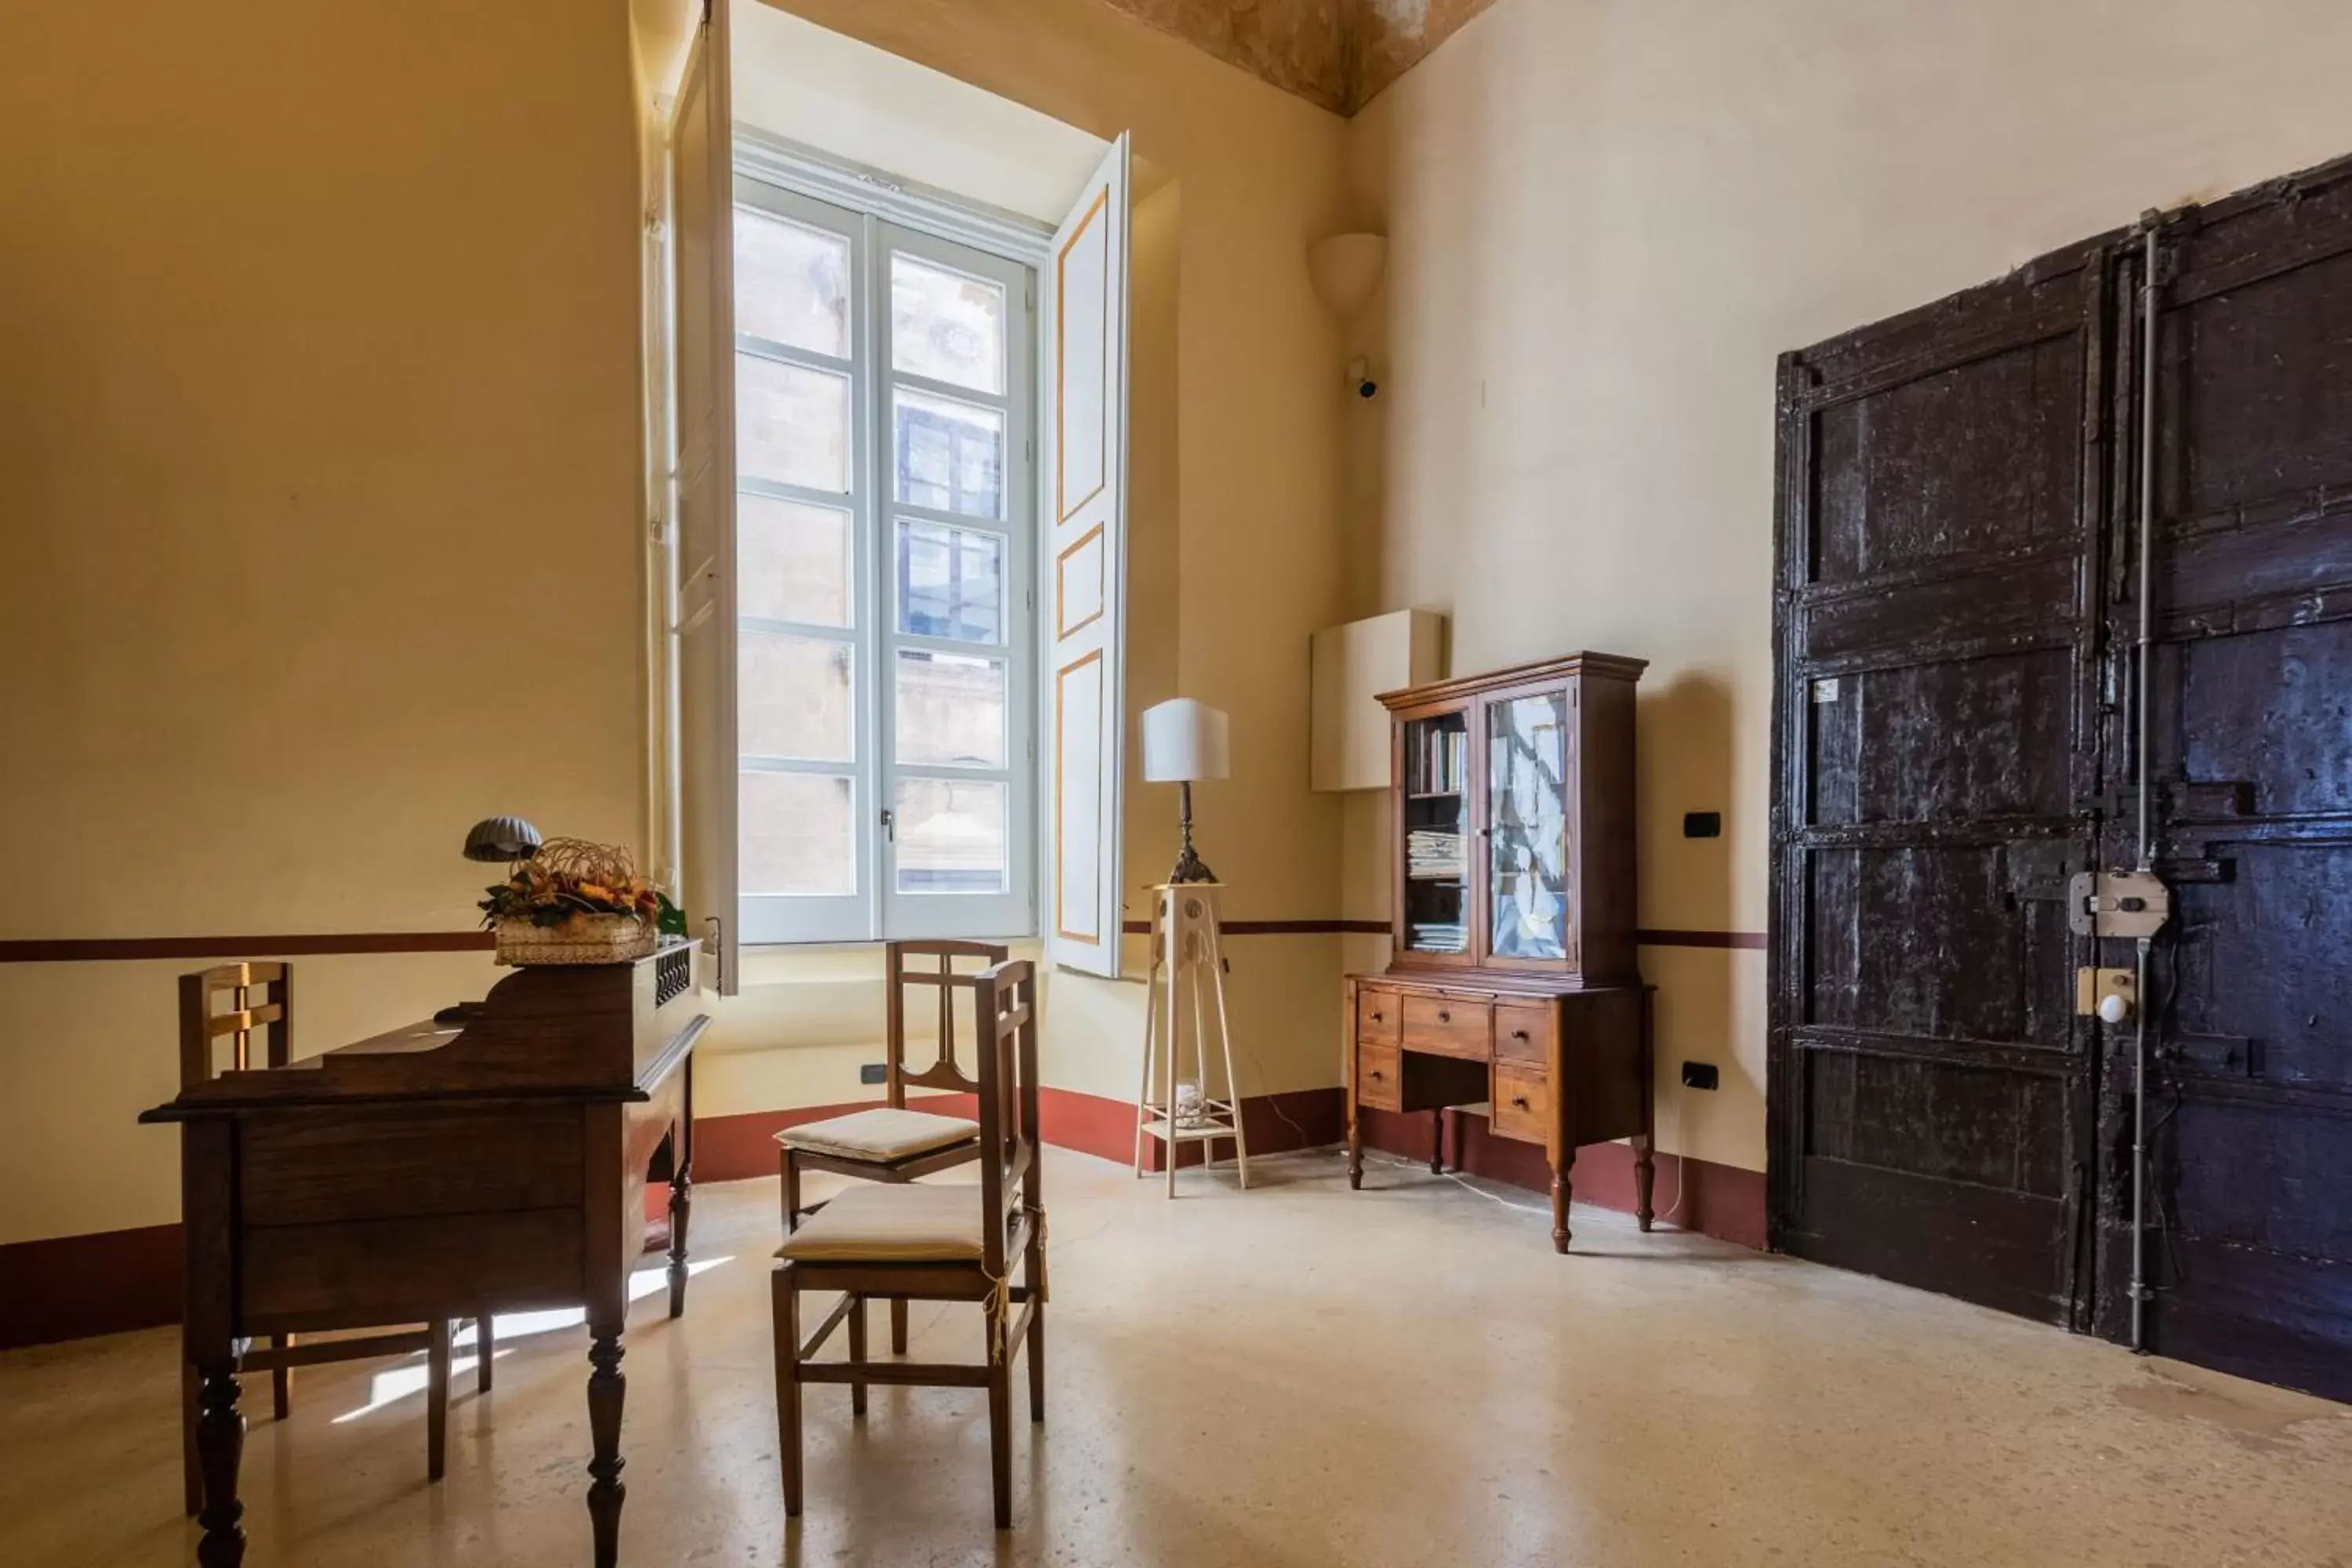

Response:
(894, 649), (1006, 768)
(742, 771), (855, 895)
(894, 387), (1004, 520)
(739, 355), (850, 492)
(891, 252), (1006, 395)
(739, 495), (852, 627)
(894, 779), (1007, 895)
(895, 518), (1004, 643)
(1488, 691), (1569, 960)
(735, 207), (851, 358)
(740, 630), (854, 762)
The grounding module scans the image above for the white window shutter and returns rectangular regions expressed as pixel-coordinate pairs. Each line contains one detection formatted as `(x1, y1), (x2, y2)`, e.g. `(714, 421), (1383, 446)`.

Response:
(670, 1), (739, 995)
(1041, 135), (1131, 977)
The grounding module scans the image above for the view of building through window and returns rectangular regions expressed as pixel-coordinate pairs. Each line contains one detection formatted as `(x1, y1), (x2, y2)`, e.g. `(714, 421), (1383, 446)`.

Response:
(731, 179), (1032, 938)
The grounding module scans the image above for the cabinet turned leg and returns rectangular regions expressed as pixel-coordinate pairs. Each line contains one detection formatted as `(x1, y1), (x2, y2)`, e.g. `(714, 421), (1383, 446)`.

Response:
(1634, 1134), (1657, 1232)
(1550, 1160), (1574, 1254)
(667, 1171), (694, 1319)
(194, 1362), (245, 1568)
(1346, 1109), (1363, 1190)
(586, 1334), (626, 1568)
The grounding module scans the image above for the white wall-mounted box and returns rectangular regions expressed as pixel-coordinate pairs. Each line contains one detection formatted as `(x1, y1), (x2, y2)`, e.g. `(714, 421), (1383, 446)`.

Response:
(1309, 608), (1445, 792)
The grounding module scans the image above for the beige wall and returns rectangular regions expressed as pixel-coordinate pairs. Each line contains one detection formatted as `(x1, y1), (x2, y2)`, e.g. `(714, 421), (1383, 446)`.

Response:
(1344, 0), (2352, 1172)
(0, 0), (648, 1244)
(0, 0), (1360, 1250)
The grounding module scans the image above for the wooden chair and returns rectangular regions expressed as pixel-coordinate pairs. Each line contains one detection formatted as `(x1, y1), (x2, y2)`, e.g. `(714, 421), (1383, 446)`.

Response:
(176, 964), (491, 1515)
(772, 957), (1046, 1529)
(775, 939), (1007, 1355)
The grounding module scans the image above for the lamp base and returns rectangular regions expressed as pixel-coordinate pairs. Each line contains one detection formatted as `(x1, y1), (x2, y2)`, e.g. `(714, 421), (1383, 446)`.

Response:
(1168, 783), (1216, 884)
(1167, 845), (1218, 884)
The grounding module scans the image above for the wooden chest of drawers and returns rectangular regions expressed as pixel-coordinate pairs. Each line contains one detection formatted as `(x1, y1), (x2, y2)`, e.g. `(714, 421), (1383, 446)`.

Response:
(1344, 971), (1652, 1253)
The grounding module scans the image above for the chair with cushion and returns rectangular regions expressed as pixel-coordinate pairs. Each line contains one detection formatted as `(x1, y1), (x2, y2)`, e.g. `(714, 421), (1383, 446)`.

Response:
(777, 940), (1006, 1353)
(175, 963), (489, 1514)
(772, 957), (1046, 1529)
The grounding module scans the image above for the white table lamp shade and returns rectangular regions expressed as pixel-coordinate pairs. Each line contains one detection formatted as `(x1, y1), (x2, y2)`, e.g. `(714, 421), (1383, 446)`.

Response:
(1142, 699), (1230, 782)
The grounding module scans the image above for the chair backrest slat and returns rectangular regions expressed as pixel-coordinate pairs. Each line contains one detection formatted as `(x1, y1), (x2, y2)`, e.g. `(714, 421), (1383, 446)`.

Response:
(884, 939), (1008, 1104)
(179, 963), (295, 1090)
(972, 957), (1039, 1280)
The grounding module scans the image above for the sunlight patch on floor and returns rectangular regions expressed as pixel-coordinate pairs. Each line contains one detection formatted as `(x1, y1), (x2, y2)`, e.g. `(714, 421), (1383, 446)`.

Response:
(332, 1256), (733, 1422)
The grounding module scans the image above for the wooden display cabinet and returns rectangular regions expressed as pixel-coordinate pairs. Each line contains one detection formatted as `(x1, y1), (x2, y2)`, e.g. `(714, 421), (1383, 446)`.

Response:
(1345, 652), (1653, 1251)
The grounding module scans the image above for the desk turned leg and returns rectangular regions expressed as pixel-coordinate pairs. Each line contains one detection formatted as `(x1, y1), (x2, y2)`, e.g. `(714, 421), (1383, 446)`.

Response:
(586, 1334), (626, 1568)
(1633, 1134), (1657, 1232)
(1429, 1109), (1445, 1175)
(1346, 1106), (1363, 1190)
(1550, 1155), (1575, 1255)
(667, 1171), (694, 1320)
(194, 1363), (245, 1568)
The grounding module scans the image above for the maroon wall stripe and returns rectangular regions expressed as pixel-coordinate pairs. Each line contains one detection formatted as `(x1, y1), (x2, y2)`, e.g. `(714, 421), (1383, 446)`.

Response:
(0, 931), (496, 963)
(1637, 928), (1769, 950)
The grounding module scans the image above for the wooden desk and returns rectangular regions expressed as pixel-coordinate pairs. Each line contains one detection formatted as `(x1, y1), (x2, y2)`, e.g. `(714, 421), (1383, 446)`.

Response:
(1344, 974), (1653, 1249)
(142, 941), (707, 1568)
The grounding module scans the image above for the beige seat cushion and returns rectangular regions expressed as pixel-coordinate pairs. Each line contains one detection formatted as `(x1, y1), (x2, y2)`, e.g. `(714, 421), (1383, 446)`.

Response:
(775, 1107), (980, 1163)
(776, 1182), (984, 1263)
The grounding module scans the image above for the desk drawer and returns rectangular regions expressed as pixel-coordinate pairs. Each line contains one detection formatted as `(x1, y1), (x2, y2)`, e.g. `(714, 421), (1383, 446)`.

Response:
(1491, 1063), (1551, 1145)
(1401, 995), (1490, 1059)
(1494, 1004), (1553, 1065)
(1356, 987), (1402, 1047)
(1356, 1042), (1403, 1111)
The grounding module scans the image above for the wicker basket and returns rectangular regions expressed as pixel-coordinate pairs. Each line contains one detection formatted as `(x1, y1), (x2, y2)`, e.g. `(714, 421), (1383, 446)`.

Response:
(493, 913), (659, 967)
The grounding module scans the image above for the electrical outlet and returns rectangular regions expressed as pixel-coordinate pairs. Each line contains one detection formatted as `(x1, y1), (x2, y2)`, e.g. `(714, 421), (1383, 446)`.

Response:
(859, 1062), (887, 1086)
(1681, 1061), (1719, 1091)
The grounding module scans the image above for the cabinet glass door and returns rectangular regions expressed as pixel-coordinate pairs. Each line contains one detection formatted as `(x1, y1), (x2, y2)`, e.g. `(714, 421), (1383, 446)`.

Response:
(1399, 711), (1470, 955)
(1486, 691), (1570, 961)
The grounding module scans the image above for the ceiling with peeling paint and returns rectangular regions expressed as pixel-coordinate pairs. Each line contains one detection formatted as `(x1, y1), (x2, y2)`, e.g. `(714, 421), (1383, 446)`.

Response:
(1093, 0), (1497, 115)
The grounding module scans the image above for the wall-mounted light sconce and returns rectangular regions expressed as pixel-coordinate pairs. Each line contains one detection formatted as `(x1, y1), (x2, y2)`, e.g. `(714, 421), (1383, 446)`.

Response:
(1306, 231), (1386, 318)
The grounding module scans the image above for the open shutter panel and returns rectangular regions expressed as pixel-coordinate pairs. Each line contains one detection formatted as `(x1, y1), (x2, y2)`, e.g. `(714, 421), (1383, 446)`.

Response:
(1042, 135), (1131, 978)
(670, 1), (739, 995)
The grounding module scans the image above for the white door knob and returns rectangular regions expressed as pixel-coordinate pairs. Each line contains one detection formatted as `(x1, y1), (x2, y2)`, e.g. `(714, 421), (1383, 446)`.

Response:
(2097, 992), (2131, 1025)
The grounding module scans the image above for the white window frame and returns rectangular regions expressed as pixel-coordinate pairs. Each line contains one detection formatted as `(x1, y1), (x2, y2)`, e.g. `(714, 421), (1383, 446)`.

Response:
(731, 134), (1045, 946)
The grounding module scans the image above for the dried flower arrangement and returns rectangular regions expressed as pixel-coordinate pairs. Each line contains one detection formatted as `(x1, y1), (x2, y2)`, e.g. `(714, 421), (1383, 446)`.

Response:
(478, 837), (686, 965)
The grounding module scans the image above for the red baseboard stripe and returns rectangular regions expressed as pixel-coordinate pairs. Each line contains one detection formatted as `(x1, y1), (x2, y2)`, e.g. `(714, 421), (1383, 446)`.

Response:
(1355, 1105), (1766, 1249)
(5, 1085), (1758, 1350)
(0, 1224), (184, 1352)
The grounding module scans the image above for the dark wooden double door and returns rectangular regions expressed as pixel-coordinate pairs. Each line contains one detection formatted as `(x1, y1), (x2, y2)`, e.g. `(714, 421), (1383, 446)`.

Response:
(1772, 152), (2352, 1399)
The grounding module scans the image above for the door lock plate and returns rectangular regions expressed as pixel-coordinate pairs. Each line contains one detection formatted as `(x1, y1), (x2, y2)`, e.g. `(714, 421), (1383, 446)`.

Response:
(2067, 870), (2171, 938)
(2076, 966), (2136, 1018)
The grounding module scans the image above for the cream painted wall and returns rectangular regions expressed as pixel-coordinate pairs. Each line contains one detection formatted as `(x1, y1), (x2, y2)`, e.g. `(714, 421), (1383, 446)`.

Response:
(0, 0), (648, 1245)
(1344, 0), (2352, 1173)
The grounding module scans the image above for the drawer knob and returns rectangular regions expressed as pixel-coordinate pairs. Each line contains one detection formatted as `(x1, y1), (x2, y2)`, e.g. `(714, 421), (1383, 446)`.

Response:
(1438, 1009), (1451, 1023)
(1370, 1069), (1385, 1081)
(1370, 1011), (1383, 1022)
(1510, 1096), (1529, 1109)
(1511, 1029), (1529, 1041)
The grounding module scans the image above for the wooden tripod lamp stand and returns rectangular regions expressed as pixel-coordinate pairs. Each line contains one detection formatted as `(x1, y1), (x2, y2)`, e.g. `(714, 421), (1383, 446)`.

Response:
(1134, 700), (1250, 1193)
